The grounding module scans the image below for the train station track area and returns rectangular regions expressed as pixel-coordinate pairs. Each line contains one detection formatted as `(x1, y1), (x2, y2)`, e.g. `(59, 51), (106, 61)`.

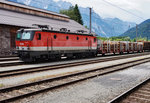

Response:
(0, 54), (150, 102)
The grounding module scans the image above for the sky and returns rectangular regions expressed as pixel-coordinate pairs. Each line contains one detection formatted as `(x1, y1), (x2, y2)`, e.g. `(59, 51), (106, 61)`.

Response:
(55, 0), (150, 24)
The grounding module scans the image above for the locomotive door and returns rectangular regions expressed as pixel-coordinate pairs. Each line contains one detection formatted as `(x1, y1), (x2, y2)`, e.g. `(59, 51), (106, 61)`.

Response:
(88, 39), (92, 50)
(51, 37), (53, 51)
(47, 35), (53, 51)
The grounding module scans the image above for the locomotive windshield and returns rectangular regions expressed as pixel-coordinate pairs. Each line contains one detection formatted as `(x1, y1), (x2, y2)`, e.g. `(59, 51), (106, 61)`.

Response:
(22, 32), (31, 40)
(16, 31), (34, 41)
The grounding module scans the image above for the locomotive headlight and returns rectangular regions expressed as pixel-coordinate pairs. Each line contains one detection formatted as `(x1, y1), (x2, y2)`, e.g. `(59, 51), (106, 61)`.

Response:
(27, 47), (30, 50)
(16, 46), (19, 50)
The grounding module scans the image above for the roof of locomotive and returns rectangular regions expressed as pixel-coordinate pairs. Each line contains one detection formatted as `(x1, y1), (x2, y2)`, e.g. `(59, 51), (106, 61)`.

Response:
(19, 28), (96, 36)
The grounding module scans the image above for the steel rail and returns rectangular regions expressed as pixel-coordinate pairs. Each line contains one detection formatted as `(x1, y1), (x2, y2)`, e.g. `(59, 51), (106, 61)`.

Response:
(0, 55), (17, 58)
(0, 58), (19, 62)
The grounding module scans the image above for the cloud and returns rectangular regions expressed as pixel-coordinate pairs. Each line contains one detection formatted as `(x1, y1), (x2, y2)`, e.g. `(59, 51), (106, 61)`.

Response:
(61, 0), (150, 23)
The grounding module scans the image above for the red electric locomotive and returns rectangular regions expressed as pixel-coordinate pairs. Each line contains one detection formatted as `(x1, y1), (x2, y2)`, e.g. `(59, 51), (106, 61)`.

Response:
(15, 25), (97, 62)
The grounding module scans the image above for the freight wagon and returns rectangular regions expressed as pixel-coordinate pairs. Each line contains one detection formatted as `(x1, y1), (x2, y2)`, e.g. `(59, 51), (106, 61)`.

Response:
(97, 40), (143, 55)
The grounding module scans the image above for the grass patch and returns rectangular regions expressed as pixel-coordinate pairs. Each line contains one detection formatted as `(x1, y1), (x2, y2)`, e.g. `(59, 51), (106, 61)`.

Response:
(25, 74), (66, 83)
(25, 71), (81, 83)
(0, 84), (4, 88)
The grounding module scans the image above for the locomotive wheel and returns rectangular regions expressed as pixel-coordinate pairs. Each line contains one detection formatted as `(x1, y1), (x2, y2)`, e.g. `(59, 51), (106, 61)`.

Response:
(102, 53), (105, 56)
(92, 52), (96, 57)
(21, 57), (35, 63)
(55, 55), (61, 60)
(87, 52), (96, 58)
(75, 54), (82, 59)
(120, 52), (123, 55)
(67, 56), (74, 60)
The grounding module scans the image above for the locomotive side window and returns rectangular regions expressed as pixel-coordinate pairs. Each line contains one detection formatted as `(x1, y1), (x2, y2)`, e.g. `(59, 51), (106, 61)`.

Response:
(66, 36), (69, 40)
(16, 32), (21, 40)
(94, 38), (96, 42)
(77, 37), (79, 40)
(37, 33), (41, 40)
(86, 37), (88, 40)
(54, 35), (57, 39)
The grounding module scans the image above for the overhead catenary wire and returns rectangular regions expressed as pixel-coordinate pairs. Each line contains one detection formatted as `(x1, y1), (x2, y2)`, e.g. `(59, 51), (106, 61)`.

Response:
(17, 0), (145, 21)
(22, 0), (145, 21)
(101, 0), (145, 20)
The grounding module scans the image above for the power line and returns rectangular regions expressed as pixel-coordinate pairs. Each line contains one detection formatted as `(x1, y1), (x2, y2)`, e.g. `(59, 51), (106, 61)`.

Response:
(16, 0), (145, 21)
(101, 0), (145, 20)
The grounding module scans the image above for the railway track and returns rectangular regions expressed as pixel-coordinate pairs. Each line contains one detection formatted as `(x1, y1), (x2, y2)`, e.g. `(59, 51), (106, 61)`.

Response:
(0, 56), (150, 102)
(0, 55), (17, 58)
(0, 52), (149, 67)
(109, 78), (150, 103)
(0, 53), (150, 78)
(0, 56), (20, 67)
(0, 61), (23, 67)
(0, 57), (19, 62)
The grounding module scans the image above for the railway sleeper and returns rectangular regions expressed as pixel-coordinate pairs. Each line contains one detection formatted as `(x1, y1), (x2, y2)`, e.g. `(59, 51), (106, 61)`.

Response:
(127, 95), (150, 103)
(132, 92), (150, 98)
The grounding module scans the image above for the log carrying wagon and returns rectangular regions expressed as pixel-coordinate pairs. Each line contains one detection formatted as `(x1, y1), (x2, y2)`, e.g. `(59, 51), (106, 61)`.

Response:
(143, 41), (150, 51)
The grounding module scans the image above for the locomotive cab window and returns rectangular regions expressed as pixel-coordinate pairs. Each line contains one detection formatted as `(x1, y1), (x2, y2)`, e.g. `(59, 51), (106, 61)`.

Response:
(77, 37), (79, 40)
(16, 31), (34, 41)
(37, 33), (41, 40)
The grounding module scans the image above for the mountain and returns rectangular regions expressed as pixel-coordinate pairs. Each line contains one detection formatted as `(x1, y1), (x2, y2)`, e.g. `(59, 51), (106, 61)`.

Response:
(79, 7), (117, 37)
(103, 18), (135, 36)
(122, 19), (150, 39)
(8, 0), (136, 37)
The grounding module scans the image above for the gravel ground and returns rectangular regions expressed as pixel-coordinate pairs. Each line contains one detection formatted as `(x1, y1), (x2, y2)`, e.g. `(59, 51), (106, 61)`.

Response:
(17, 62), (150, 103)
(0, 55), (150, 88)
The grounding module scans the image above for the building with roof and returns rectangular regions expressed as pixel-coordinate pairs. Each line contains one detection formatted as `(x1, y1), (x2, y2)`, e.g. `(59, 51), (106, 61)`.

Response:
(0, 0), (89, 55)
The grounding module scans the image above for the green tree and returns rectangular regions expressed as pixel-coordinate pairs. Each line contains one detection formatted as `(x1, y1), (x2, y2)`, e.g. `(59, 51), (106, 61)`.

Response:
(60, 6), (75, 19)
(85, 25), (88, 29)
(60, 4), (83, 25)
(74, 4), (83, 25)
